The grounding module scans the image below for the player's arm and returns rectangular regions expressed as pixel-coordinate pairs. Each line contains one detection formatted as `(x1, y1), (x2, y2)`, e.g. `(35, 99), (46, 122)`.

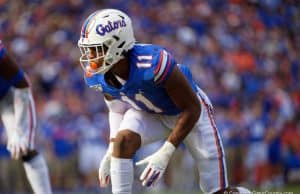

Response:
(164, 65), (201, 146)
(104, 94), (128, 140)
(136, 49), (201, 187)
(146, 48), (201, 146)
(0, 51), (36, 160)
(99, 94), (128, 187)
(0, 52), (29, 88)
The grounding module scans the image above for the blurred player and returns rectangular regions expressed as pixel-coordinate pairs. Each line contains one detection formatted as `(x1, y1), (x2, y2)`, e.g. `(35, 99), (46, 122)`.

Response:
(0, 40), (52, 194)
(78, 9), (251, 194)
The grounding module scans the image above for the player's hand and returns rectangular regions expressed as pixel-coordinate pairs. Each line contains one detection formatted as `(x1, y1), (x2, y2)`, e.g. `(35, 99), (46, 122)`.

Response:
(99, 143), (113, 187)
(7, 130), (28, 160)
(136, 141), (176, 187)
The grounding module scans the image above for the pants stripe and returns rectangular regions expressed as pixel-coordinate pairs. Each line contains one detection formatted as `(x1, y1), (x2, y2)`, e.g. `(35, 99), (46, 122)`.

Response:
(28, 100), (33, 148)
(201, 99), (227, 189)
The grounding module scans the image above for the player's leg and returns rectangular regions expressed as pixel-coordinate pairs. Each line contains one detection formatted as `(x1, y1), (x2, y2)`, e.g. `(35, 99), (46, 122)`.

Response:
(0, 90), (52, 194)
(22, 150), (52, 194)
(21, 90), (52, 194)
(183, 97), (251, 194)
(111, 108), (169, 194)
(110, 129), (139, 194)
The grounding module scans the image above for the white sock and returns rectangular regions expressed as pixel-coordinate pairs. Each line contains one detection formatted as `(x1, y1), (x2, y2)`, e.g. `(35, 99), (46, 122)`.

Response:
(110, 156), (134, 194)
(237, 186), (252, 194)
(23, 154), (52, 194)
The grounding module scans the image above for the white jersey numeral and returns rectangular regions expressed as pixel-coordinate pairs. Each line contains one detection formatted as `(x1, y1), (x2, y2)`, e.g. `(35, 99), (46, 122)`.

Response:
(136, 62), (152, 68)
(135, 93), (162, 113)
(121, 93), (162, 113)
(136, 55), (152, 68)
(121, 95), (142, 111)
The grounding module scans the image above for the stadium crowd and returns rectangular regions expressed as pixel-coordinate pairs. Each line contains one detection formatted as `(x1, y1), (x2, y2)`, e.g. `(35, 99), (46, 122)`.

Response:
(0, 0), (299, 193)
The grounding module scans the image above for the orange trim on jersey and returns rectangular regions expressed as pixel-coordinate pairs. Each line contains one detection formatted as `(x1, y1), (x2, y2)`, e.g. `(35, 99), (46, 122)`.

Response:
(156, 55), (171, 84)
(154, 51), (163, 74)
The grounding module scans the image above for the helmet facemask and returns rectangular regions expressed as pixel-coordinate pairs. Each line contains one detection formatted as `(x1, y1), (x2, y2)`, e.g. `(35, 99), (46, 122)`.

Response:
(79, 39), (114, 75)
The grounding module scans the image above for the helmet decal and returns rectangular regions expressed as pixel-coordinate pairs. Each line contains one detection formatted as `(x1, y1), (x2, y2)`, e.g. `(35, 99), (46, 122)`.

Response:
(96, 19), (126, 36)
(81, 11), (99, 38)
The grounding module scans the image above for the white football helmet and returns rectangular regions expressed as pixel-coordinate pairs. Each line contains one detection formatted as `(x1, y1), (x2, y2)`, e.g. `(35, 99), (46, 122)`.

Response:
(78, 9), (136, 74)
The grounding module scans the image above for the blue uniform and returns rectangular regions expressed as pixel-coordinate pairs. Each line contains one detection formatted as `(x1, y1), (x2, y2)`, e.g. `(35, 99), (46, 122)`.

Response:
(0, 41), (10, 99)
(0, 40), (25, 99)
(85, 44), (199, 115)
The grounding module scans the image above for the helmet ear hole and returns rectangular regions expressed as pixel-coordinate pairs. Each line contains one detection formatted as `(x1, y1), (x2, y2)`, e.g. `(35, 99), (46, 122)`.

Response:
(106, 40), (113, 46)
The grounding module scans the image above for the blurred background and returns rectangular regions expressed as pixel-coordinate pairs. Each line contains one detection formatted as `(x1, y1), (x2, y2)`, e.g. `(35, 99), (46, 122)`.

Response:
(0, 0), (299, 193)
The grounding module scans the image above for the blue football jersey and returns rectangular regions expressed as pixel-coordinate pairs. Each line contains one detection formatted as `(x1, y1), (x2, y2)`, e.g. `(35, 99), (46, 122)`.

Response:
(0, 40), (25, 99)
(85, 43), (199, 115)
(0, 40), (11, 98)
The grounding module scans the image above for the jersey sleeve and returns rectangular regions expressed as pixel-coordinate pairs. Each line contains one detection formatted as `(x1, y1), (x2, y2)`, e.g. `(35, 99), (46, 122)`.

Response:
(0, 40), (26, 87)
(153, 49), (177, 85)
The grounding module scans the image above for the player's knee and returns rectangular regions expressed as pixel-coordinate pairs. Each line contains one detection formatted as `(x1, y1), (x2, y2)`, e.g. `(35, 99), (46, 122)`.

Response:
(113, 130), (141, 158)
(21, 150), (38, 162)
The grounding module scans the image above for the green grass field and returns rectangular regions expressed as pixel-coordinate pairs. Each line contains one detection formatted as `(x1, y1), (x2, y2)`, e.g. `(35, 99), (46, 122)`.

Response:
(49, 184), (300, 194)
(10, 184), (300, 194)
(138, 185), (300, 194)
(144, 184), (300, 194)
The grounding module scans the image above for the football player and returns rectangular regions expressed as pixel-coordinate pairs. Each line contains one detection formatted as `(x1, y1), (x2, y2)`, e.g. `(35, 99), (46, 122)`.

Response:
(78, 9), (251, 194)
(0, 40), (52, 194)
